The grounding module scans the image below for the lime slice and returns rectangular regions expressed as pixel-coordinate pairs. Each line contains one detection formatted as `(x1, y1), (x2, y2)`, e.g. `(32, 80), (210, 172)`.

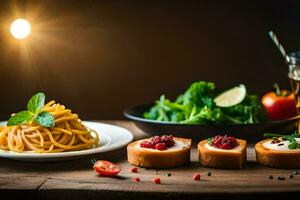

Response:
(214, 84), (246, 107)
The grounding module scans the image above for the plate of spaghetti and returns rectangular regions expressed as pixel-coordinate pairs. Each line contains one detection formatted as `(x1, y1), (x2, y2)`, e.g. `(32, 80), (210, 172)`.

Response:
(0, 93), (133, 161)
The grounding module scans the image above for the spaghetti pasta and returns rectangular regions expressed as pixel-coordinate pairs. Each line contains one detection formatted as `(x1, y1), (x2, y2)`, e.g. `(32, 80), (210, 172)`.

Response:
(0, 101), (99, 153)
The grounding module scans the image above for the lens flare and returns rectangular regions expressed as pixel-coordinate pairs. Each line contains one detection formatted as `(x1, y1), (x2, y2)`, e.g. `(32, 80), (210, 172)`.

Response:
(10, 18), (31, 40)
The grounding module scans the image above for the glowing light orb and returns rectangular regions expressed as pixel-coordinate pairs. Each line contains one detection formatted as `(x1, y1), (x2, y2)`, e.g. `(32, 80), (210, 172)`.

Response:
(10, 18), (31, 40)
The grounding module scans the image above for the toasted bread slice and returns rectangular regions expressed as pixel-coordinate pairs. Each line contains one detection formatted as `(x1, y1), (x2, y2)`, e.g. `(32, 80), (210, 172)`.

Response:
(127, 137), (191, 168)
(198, 139), (247, 169)
(255, 139), (300, 168)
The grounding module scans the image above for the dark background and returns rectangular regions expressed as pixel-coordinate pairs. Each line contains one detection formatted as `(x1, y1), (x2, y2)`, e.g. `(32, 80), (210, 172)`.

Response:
(0, 0), (300, 120)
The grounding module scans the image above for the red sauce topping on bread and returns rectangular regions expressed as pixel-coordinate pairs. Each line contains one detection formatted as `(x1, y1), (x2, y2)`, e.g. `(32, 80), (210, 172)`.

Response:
(140, 135), (175, 150)
(210, 135), (238, 149)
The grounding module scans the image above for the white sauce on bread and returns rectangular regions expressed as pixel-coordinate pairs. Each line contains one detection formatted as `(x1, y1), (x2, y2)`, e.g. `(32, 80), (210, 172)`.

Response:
(263, 138), (300, 151)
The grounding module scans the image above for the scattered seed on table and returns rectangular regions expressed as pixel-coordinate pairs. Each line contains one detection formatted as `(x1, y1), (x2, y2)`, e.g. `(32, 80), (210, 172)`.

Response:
(165, 173), (172, 177)
(269, 175), (273, 179)
(130, 167), (138, 173)
(278, 177), (285, 181)
(133, 177), (140, 182)
(292, 170), (298, 175)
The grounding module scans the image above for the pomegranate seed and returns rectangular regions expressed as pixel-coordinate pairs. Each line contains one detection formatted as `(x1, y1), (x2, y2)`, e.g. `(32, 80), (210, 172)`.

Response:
(155, 143), (166, 150)
(193, 173), (201, 181)
(133, 177), (140, 182)
(130, 167), (138, 173)
(153, 178), (161, 184)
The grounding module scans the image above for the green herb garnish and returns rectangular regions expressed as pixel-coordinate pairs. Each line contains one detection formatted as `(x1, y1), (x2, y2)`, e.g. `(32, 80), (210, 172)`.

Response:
(207, 137), (213, 145)
(283, 133), (300, 149)
(7, 92), (55, 128)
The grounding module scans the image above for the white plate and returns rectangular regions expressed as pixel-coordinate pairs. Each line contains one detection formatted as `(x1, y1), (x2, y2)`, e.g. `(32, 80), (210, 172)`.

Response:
(0, 121), (133, 161)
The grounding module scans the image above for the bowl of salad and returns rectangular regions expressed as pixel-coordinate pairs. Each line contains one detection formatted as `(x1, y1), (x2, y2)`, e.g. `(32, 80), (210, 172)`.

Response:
(124, 81), (299, 141)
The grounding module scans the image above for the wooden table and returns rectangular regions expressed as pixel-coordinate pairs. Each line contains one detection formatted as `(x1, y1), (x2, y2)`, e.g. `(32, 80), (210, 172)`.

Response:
(0, 121), (299, 200)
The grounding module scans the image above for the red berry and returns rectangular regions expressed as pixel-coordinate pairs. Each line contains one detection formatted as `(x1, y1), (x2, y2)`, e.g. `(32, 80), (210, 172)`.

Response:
(161, 135), (175, 147)
(155, 143), (166, 150)
(140, 140), (155, 149)
(133, 177), (140, 182)
(227, 137), (237, 146)
(140, 141), (150, 148)
(227, 136), (237, 142)
(153, 177), (161, 184)
(193, 173), (201, 181)
(131, 167), (138, 173)
(220, 143), (232, 149)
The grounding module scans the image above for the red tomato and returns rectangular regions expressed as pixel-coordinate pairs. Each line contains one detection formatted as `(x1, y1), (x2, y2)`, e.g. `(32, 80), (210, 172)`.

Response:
(262, 88), (297, 121)
(93, 160), (121, 177)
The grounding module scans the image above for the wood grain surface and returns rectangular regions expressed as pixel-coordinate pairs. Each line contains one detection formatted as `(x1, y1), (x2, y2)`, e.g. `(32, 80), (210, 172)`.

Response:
(0, 121), (299, 200)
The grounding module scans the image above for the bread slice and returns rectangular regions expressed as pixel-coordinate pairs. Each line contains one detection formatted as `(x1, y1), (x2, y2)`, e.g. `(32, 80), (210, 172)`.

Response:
(255, 139), (300, 168)
(198, 139), (247, 169)
(127, 137), (191, 168)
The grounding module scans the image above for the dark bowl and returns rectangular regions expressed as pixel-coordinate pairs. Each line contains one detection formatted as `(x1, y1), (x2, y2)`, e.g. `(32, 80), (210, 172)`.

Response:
(124, 104), (299, 142)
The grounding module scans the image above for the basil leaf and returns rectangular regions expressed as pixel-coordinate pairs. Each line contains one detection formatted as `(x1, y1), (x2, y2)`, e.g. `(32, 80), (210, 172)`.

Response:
(35, 112), (55, 128)
(282, 132), (300, 149)
(7, 111), (33, 126)
(27, 92), (45, 114)
(288, 139), (298, 149)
